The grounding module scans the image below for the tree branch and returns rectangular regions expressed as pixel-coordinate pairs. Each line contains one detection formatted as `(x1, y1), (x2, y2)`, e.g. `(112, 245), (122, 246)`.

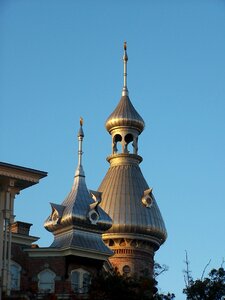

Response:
(200, 259), (211, 281)
(183, 250), (192, 288)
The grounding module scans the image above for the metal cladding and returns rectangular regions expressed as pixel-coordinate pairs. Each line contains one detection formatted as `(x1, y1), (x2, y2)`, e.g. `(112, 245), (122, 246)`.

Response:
(98, 43), (167, 253)
(98, 154), (167, 249)
(50, 230), (113, 255)
(44, 123), (113, 255)
(44, 175), (113, 234)
(105, 95), (145, 134)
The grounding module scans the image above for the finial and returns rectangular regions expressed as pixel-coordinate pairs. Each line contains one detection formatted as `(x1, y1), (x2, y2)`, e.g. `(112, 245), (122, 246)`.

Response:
(122, 41), (129, 96)
(75, 117), (85, 178)
(78, 117), (84, 138)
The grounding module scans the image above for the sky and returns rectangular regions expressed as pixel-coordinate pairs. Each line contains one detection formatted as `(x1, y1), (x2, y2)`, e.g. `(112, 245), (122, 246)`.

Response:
(1, 0), (225, 298)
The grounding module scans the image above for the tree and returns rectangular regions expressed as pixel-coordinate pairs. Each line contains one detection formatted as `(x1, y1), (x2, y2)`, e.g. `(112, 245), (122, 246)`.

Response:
(88, 269), (158, 300)
(88, 264), (175, 300)
(183, 252), (225, 300)
(153, 263), (175, 299)
(154, 293), (175, 300)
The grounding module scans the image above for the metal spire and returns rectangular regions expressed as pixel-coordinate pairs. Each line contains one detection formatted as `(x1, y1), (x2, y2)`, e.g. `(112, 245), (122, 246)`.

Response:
(75, 117), (85, 177)
(122, 41), (129, 96)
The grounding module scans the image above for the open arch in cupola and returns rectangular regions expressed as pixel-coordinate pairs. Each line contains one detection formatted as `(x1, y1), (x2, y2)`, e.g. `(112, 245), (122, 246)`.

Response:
(124, 133), (134, 153)
(113, 134), (122, 154)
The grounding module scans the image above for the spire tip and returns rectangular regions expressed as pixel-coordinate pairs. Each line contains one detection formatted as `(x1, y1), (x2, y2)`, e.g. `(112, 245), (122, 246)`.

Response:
(78, 117), (84, 138)
(122, 42), (128, 96)
(124, 41), (127, 51)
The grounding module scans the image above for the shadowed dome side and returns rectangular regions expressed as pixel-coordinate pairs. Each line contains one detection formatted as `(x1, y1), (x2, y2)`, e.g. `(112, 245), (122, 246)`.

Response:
(105, 95), (145, 134)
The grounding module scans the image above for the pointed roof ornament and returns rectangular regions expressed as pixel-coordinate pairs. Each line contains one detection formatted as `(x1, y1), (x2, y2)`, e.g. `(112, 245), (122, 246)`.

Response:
(75, 117), (85, 178)
(105, 43), (145, 134)
(122, 41), (129, 96)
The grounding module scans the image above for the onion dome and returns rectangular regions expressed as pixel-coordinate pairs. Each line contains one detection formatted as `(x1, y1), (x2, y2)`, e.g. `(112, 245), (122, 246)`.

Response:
(105, 95), (145, 134)
(44, 119), (113, 255)
(105, 42), (145, 134)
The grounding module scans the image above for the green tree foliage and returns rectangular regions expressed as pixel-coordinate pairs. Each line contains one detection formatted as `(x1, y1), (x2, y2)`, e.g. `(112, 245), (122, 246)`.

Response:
(183, 267), (225, 300)
(183, 253), (225, 300)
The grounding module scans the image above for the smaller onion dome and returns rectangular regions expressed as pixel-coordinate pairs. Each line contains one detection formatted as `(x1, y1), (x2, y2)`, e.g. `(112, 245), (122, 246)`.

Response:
(105, 95), (145, 134)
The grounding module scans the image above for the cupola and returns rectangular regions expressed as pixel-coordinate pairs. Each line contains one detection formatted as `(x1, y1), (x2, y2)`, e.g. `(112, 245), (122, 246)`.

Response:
(105, 42), (145, 156)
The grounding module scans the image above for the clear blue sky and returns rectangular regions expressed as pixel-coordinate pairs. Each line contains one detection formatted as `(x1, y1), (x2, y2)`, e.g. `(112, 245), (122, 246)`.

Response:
(1, 0), (225, 298)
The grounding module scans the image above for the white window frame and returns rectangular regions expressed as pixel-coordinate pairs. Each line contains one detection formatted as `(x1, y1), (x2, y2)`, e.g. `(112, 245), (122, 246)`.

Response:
(38, 269), (56, 294)
(71, 268), (91, 294)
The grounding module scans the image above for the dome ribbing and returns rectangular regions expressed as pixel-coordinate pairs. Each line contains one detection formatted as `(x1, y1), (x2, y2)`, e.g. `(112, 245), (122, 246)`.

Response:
(105, 95), (145, 134)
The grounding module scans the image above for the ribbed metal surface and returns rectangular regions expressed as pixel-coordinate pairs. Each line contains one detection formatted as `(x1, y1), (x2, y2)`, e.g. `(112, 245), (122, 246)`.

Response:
(61, 175), (112, 231)
(44, 123), (113, 255)
(98, 155), (167, 244)
(44, 174), (112, 233)
(105, 95), (145, 133)
(50, 229), (113, 255)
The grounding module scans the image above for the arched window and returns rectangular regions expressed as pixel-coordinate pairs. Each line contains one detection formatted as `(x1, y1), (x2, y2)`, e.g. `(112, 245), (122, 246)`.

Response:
(113, 134), (122, 154)
(71, 268), (91, 294)
(124, 133), (134, 153)
(10, 261), (21, 290)
(38, 269), (56, 293)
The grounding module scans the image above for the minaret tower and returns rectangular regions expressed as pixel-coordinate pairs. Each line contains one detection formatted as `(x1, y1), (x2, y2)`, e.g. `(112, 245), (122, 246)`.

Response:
(98, 43), (167, 278)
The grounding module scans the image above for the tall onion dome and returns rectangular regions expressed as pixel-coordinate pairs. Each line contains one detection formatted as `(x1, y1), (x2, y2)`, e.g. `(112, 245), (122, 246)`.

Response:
(98, 43), (167, 277)
(44, 119), (113, 260)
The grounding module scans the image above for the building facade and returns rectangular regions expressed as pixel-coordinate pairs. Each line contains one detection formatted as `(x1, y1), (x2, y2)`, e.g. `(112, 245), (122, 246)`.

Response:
(0, 162), (47, 299)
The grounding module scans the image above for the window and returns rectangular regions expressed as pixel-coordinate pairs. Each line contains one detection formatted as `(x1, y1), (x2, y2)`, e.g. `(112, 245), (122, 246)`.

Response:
(122, 265), (131, 276)
(71, 271), (79, 292)
(10, 262), (21, 290)
(38, 269), (56, 293)
(71, 268), (91, 294)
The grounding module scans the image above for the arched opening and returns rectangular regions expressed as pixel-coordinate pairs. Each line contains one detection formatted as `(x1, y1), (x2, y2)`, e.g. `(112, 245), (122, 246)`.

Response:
(113, 134), (122, 154)
(71, 268), (91, 294)
(124, 133), (133, 153)
(109, 239), (115, 246)
(38, 269), (56, 294)
(10, 261), (21, 291)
